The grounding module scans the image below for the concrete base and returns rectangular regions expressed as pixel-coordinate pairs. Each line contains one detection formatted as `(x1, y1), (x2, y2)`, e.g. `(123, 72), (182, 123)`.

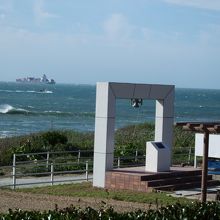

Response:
(105, 166), (220, 192)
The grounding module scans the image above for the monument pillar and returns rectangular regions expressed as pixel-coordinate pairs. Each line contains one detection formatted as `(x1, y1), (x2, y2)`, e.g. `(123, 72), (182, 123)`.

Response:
(93, 82), (175, 188)
(93, 83), (115, 187)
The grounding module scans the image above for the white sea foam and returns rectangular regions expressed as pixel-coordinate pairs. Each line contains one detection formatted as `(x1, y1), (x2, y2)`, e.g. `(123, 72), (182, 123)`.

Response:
(44, 110), (62, 114)
(0, 104), (14, 113)
(0, 89), (53, 94)
(0, 89), (14, 93)
(0, 104), (29, 114)
(37, 90), (53, 94)
(45, 90), (53, 94)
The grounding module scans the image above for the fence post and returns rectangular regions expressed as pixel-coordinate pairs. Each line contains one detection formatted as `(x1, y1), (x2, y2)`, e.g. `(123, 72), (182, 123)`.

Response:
(135, 150), (138, 162)
(12, 154), (16, 189)
(194, 155), (197, 168)
(188, 146), (192, 165)
(78, 150), (81, 164)
(51, 163), (54, 186)
(85, 161), (89, 181)
(117, 157), (120, 168)
(46, 152), (50, 169)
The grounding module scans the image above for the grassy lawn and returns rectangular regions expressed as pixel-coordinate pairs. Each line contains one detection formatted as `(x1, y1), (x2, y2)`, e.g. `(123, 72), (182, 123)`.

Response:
(17, 181), (192, 206)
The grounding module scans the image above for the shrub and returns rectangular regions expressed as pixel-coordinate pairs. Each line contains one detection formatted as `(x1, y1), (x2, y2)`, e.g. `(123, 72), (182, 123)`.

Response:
(114, 123), (154, 156)
(64, 130), (94, 150)
(0, 123), (195, 166)
(41, 131), (68, 148)
(1, 202), (220, 219)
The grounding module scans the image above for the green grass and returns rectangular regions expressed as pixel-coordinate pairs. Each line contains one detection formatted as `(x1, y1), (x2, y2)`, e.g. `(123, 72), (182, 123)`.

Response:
(17, 182), (192, 206)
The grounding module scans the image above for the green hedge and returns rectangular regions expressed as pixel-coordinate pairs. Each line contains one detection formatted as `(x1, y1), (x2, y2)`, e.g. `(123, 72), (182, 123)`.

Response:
(0, 123), (195, 166)
(1, 202), (220, 220)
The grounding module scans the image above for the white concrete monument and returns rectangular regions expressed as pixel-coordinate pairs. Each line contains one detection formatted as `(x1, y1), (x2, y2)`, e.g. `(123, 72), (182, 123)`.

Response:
(93, 82), (175, 187)
(145, 142), (171, 172)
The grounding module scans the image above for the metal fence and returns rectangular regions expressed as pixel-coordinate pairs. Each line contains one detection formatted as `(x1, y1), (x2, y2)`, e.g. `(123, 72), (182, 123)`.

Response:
(0, 147), (195, 189)
(172, 146), (195, 166)
(0, 150), (146, 189)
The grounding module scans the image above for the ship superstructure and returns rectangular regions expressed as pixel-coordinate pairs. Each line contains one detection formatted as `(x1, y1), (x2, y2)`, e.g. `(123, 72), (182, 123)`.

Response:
(16, 74), (55, 84)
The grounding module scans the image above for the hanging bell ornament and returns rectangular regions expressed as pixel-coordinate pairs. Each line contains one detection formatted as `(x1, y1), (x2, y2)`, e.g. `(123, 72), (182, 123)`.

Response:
(131, 98), (143, 108)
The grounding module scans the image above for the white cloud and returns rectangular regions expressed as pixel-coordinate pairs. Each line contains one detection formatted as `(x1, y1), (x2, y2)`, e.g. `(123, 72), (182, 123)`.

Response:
(33, 0), (58, 25)
(163, 0), (220, 11)
(103, 13), (136, 43)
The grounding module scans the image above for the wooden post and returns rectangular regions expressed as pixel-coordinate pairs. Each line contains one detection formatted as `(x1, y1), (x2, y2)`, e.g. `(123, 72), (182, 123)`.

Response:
(201, 131), (209, 202)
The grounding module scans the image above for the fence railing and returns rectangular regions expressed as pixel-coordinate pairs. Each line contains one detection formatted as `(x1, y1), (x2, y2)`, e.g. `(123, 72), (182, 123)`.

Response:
(114, 155), (145, 168)
(0, 149), (146, 189)
(0, 147), (196, 189)
(10, 160), (92, 189)
(172, 146), (195, 166)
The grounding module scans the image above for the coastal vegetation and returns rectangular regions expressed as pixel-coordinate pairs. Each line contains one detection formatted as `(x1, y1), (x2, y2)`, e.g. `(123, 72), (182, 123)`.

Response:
(1, 182), (218, 219)
(0, 123), (194, 166)
(1, 202), (219, 220)
(0, 124), (213, 219)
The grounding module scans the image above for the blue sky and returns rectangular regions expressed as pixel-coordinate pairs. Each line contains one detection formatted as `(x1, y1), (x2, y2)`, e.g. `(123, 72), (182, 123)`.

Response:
(0, 0), (220, 88)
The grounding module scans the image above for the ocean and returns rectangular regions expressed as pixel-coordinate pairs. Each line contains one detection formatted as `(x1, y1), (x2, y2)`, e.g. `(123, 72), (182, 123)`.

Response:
(0, 82), (220, 138)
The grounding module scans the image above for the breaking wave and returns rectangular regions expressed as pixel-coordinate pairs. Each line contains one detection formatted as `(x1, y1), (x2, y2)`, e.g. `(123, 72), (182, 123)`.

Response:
(0, 104), (94, 117)
(0, 89), (53, 94)
(0, 104), (29, 114)
(39, 90), (53, 94)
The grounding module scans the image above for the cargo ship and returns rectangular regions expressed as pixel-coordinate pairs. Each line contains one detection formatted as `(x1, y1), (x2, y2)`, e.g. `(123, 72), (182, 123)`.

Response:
(16, 74), (55, 84)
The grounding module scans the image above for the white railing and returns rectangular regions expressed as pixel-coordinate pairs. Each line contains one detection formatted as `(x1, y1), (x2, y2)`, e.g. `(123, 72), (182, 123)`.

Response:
(0, 147), (197, 189)
(8, 161), (91, 189)
(0, 149), (145, 189)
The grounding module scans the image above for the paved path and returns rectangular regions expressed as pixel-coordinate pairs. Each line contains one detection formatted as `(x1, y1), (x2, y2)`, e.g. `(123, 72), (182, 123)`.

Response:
(0, 174), (92, 188)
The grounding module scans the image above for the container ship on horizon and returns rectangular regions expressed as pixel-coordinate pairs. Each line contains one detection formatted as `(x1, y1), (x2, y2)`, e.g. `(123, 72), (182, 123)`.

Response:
(16, 74), (56, 84)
